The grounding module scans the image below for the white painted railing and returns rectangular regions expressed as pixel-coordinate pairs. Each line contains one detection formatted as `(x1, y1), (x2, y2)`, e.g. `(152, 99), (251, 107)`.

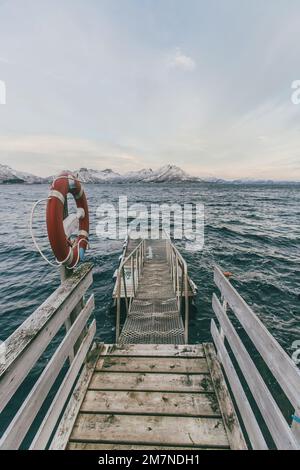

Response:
(0, 263), (97, 450)
(212, 266), (300, 450)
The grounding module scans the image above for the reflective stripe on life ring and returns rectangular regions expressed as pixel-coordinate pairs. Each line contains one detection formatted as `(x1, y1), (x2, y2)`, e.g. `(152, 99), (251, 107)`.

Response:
(46, 172), (89, 268)
(48, 189), (65, 205)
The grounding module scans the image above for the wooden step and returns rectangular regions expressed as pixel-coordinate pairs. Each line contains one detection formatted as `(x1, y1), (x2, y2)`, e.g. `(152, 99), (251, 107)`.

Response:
(68, 442), (217, 450)
(69, 414), (229, 448)
(80, 390), (221, 417)
(63, 343), (246, 451)
(96, 356), (209, 374)
(89, 371), (214, 392)
(99, 344), (205, 357)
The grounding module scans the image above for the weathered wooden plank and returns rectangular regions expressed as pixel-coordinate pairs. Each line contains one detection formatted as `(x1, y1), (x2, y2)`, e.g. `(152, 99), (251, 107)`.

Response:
(0, 263), (93, 414)
(70, 414), (229, 448)
(30, 321), (96, 449)
(203, 342), (247, 450)
(0, 298), (95, 450)
(100, 344), (204, 357)
(81, 390), (220, 417)
(212, 294), (299, 450)
(214, 266), (300, 413)
(211, 321), (268, 450)
(49, 342), (100, 451)
(68, 442), (221, 450)
(97, 356), (208, 374)
(89, 372), (214, 393)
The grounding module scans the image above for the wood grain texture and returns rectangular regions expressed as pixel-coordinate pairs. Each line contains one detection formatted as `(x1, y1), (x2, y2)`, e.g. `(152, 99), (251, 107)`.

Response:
(80, 390), (221, 417)
(203, 342), (247, 450)
(214, 266), (300, 413)
(30, 321), (96, 449)
(70, 413), (229, 448)
(89, 371), (214, 393)
(211, 321), (268, 450)
(0, 299), (95, 450)
(67, 442), (223, 450)
(99, 344), (204, 358)
(0, 263), (93, 414)
(97, 356), (208, 374)
(49, 341), (101, 450)
(212, 294), (299, 450)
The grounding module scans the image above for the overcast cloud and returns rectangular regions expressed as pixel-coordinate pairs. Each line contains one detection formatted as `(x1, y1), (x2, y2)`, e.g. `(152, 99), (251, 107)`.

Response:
(0, 0), (299, 179)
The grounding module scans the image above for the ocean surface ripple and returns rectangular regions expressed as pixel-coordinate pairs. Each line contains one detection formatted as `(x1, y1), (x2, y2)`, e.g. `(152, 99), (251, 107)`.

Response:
(0, 183), (299, 358)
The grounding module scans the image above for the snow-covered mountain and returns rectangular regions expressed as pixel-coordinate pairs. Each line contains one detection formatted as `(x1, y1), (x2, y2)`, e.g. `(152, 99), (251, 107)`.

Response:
(48, 164), (200, 184)
(74, 167), (121, 183)
(2, 162), (298, 184)
(119, 165), (196, 183)
(0, 163), (44, 184)
(121, 168), (155, 182)
(143, 164), (197, 182)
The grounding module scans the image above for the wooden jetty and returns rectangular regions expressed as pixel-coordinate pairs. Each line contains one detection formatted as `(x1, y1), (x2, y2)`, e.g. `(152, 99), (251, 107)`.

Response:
(0, 235), (300, 450)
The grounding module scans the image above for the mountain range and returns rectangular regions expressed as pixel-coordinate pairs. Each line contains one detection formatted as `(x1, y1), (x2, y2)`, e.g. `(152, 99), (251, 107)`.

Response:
(0, 163), (217, 184)
(0, 163), (298, 185)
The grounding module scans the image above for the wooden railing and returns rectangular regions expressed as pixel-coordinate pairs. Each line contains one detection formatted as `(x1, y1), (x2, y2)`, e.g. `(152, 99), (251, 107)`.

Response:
(165, 235), (189, 344)
(0, 263), (97, 450)
(211, 266), (300, 450)
(115, 239), (146, 342)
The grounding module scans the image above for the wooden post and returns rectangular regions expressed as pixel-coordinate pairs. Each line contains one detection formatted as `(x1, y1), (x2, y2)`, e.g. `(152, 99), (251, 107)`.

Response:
(220, 298), (227, 342)
(60, 265), (76, 364)
(60, 192), (86, 361)
(61, 193), (74, 363)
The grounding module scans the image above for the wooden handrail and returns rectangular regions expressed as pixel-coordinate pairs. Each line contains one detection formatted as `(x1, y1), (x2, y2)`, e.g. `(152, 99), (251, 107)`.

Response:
(212, 266), (300, 450)
(0, 263), (96, 450)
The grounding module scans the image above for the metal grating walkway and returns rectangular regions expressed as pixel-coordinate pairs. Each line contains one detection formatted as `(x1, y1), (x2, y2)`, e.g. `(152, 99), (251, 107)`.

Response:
(118, 240), (185, 344)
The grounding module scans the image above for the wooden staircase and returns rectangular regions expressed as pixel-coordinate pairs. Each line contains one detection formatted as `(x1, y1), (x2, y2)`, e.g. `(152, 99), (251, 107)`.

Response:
(66, 343), (246, 450)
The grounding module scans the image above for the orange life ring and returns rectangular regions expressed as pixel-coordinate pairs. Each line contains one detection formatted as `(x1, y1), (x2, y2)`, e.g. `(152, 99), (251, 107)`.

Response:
(46, 172), (89, 268)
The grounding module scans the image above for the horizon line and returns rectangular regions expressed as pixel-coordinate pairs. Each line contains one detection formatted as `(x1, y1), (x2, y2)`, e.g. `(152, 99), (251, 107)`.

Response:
(0, 161), (300, 183)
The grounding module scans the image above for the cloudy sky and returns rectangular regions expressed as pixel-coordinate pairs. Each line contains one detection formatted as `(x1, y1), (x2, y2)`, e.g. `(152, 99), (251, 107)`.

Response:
(0, 0), (300, 179)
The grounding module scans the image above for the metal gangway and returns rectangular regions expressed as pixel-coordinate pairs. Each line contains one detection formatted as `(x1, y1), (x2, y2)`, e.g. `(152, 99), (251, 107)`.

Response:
(113, 233), (196, 345)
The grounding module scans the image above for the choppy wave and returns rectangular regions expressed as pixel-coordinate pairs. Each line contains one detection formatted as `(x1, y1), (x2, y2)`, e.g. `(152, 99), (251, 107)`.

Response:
(0, 182), (299, 355)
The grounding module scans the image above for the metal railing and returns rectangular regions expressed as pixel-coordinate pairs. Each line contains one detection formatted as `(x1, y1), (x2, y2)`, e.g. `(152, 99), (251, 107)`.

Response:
(115, 238), (146, 342)
(165, 234), (189, 343)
